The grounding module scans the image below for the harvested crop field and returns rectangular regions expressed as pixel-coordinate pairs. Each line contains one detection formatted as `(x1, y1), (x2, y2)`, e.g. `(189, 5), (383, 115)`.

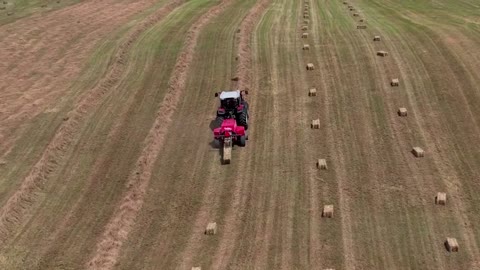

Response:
(0, 0), (480, 269)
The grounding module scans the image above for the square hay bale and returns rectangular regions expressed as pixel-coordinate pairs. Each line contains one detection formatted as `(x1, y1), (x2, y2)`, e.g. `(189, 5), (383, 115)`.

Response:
(357, 25), (367, 29)
(349, 8), (355, 11)
(373, 35), (381, 41)
(343, 1), (348, 4)
(0, 6), (5, 10)
(398, 107), (407, 116)
(377, 51), (388, 57)
(302, 32), (309, 38)
(412, 147), (424, 157)
(311, 119), (320, 129)
(322, 205), (334, 218)
(6, 11), (13, 15)
(391, 78), (400, 86)
(445, 238), (459, 252)
(205, 222), (217, 235)
(192, 268), (201, 270)
(303, 44), (310, 50)
(317, 159), (327, 169)
(304, 14), (310, 19)
(308, 88), (317, 96)
(348, 5), (353, 8)
(302, 25), (308, 30)
(436, 192), (447, 205)
(359, 19), (365, 22)
(306, 63), (315, 70)
(353, 13), (359, 16)
(304, 19), (309, 24)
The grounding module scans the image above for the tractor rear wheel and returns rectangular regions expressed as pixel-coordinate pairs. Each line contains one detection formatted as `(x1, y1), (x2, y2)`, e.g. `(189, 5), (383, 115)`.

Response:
(238, 111), (248, 130)
(238, 135), (246, 147)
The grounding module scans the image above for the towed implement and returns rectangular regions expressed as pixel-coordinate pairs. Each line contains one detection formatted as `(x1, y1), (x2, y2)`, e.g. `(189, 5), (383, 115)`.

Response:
(212, 90), (249, 164)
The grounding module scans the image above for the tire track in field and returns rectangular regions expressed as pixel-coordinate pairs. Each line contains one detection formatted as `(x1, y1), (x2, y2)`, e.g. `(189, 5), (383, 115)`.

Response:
(85, 1), (236, 269)
(209, 0), (272, 268)
(0, 0), (184, 246)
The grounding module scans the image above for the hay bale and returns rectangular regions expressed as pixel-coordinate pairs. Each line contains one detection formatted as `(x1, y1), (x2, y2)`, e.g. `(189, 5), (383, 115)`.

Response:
(0, 6), (5, 10)
(349, 8), (355, 11)
(306, 63), (315, 70)
(303, 44), (310, 50)
(435, 192), (446, 205)
(302, 32), (309, 38)
(192, 268), (201, 270)
(343, 1), (348, 4)
(359, 19), (365, 22)
(223, 139), (232, 164)
(391, 78), (399, 86)
(357, 25), (367, 29)
(445, 238), (459, 252)
(353, 13), (359, 16)
(205, 222), (217, 235)
(311, 119), (320, 129)
(6, 11), (13, 15)
(322, 205), (334, 218)
(377, 51), (388, 57)
(304, 14), (309, 19)
(231, 76), (239, 81)
(348, 5), (353, 8)
(302, 26), (308, 30)
(304, 19), (309, 24)
(308, 88), (317, 96)
(398, 107), (407, 117)
(412, 147), (424, 158)
(317, 159), (327, 169)
(373, 35), (381, 41)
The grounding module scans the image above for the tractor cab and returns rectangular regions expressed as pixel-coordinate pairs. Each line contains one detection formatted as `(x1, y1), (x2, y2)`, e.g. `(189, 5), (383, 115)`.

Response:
(219, 91), (241, 109)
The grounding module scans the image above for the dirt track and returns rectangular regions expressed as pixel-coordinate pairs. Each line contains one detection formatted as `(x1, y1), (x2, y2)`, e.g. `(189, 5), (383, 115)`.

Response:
(1, 0), (480, 269)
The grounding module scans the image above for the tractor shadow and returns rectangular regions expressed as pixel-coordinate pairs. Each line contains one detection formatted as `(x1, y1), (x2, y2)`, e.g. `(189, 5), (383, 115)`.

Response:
(209, 119), (220, 131)
(208, 119), (224, 164)
(209, 140), (228, 165)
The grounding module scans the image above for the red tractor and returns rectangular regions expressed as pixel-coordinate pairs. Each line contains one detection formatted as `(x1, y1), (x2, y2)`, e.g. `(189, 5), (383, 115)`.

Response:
(212, 90), (249, 164)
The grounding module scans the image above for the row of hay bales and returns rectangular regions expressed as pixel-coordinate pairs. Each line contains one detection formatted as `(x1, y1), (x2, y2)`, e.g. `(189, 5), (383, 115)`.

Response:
(345, 0), (460, 254)
(302, 1), (335, 269)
